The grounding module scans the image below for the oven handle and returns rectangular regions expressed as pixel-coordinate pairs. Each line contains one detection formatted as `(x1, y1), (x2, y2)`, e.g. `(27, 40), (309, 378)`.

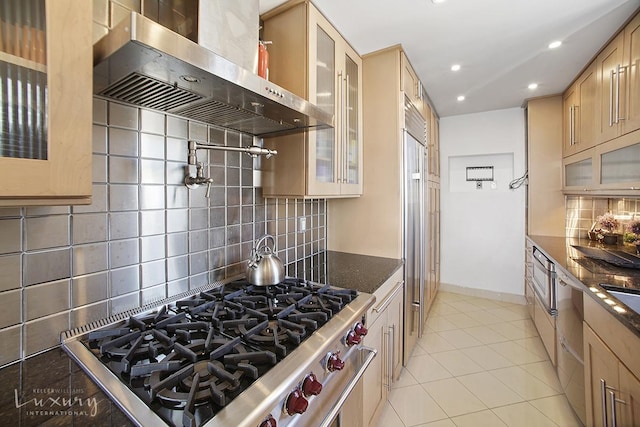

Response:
(318, 346), (378, 427)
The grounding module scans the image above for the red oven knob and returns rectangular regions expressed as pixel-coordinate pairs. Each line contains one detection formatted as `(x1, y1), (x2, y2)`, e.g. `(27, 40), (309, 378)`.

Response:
(302, 373), (323, 396)
(326, 352), (345, 372)
(354, 322), (368, 337)
(285, 388), (308, 415)
(259, 414), (277, 427)
(345, 330), (362, 346)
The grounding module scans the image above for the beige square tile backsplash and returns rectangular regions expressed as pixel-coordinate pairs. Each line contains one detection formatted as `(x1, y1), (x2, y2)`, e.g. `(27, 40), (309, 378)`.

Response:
(566, 196), (640, 238)
(0, 98), (326, 365)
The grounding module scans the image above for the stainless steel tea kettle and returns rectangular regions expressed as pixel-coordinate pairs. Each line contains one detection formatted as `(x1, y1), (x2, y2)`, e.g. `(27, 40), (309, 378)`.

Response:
(246, 234), (285, 286)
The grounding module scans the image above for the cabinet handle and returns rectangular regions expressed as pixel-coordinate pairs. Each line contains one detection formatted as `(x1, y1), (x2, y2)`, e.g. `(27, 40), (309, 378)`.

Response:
(336, 71), (343, 183)
(382, 327), (391, 390)
(372, 281), (404, 313)
(601, 379), (610, 426)
(610, 69), (615, 127)
(388, 323), (395, 390)
(609, 389), (627, 427)
(343, 74), (349, 183)
(569, 105), (574, 146)
(615, 64), (626, 124)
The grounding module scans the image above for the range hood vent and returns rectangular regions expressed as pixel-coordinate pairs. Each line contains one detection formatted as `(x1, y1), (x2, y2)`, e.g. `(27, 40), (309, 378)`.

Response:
(93, 13), (333, 137)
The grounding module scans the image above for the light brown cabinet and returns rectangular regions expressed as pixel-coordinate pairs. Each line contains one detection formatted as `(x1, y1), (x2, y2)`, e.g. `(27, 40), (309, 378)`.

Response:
(562, 10), (640, 194)
(402, 52), (423, 115)
(563, 63), (597, 157)
(596, 32), (625, 144)
(0, 0), (92, 206)
(594, 14), (640, 143)
(361, 269), (404, 427)
(584, 295), (640, 427)
(584, 324), (640, 427)
(527, 96), (565, 236)
(261, 0), (363, 198)
(624, 13), (640, 135)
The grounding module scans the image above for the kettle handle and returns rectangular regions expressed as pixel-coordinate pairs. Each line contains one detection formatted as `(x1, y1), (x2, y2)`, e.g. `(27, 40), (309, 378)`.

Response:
(253, 234), (277, 254)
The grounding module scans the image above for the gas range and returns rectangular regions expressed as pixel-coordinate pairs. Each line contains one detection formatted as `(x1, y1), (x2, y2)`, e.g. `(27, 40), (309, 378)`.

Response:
(62, 277), (376, 427)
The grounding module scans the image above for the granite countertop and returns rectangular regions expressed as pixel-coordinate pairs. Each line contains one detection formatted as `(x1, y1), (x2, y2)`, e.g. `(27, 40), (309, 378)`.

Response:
(0, 251), (402, 426)
(325, 251), (404, 294)
(528, 234), (640, 338)
(0, 347), (134, 426)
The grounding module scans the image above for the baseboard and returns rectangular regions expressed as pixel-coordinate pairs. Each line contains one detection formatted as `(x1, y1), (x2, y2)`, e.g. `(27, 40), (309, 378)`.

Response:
(439, 282), (526, 305)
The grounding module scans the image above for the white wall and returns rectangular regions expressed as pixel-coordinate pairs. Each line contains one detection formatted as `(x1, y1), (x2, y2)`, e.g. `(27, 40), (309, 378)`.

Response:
(440, 107), (526, 299)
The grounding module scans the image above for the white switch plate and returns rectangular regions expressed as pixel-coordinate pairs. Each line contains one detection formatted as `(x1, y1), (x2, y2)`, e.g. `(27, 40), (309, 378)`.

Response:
(298, 217), (306, 233)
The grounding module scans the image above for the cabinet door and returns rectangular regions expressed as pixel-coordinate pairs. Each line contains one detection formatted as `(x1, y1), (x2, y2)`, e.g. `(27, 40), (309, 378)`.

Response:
(361, 313), (386, 427)
(0, 0), (92, 205)
(340, 47), (363, 195)
(618, 363), (640, 427)
(401, 52), (422, 112)
(599, 141), (640, 186)
(563, 83), (579, 157)
(597, 32), (625, 144)
(623, 13), (640, 135)
(307, 7), (362, 197)
(563, 148), (595, 190)
(307, 14), (339, 196)
(578, 64), (598, 150)
(584, 324), (620, 427)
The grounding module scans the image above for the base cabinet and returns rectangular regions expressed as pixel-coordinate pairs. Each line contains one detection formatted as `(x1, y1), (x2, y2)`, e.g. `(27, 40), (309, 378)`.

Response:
(584, 324), (640, 427)
(584, 296), (640, 427)
(348, 268), (404, 427)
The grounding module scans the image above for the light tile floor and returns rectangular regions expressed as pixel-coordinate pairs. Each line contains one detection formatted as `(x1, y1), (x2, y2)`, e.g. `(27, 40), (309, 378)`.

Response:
(376, 291), (583, 427)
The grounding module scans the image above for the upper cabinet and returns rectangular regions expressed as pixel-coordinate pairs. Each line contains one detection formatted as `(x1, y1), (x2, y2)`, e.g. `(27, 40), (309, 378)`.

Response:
(563, 63), (597, 157)
(0, 0), (92, 206)
(261, 1), (363, 198)
(562, 10), (640, 194)
(402, 52), (424, 116)
(596, 12), (640, 144)
(596, 32), (626, 144)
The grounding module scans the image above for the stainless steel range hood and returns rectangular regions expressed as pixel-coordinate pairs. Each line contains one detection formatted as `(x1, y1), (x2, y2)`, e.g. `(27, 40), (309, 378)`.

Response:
(93, 12), (333, 137)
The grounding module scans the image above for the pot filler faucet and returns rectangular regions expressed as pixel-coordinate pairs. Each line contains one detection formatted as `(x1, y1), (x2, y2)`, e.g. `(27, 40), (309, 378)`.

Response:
(185, 140), (277, 197)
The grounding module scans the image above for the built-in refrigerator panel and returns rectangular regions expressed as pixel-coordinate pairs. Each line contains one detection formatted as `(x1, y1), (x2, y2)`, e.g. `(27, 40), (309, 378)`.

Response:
(402, 96), (429, 364)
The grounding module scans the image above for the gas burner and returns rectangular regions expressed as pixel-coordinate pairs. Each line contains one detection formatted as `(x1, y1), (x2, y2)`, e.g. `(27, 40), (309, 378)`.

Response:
(146, 336), (277, 427)
(70, 275), (367, 427)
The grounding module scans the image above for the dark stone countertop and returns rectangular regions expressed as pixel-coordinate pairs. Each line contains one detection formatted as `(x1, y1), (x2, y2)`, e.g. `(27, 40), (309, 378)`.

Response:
(0, 251), (402, 426)
(527, 234), (640, 338)
(325, 251), (404, 294)
(0, 347), (134, 426)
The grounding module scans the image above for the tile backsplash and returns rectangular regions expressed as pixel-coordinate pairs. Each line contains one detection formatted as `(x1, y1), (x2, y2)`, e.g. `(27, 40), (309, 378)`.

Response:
(566, 196), (640, 238)
(0, 98), (326, 366)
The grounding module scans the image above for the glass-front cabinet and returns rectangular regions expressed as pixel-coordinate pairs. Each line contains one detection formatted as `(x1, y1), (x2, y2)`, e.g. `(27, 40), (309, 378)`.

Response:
(0, 0), (92, 206)
(261, 0), (363, 198)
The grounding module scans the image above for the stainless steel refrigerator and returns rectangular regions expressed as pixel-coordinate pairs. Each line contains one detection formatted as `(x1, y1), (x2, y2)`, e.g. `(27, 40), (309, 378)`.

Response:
(402, 96), (429, 363)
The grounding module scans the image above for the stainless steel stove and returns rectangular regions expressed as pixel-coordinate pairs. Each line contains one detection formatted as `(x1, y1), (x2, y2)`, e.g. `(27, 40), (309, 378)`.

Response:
(62, 277), (376, 427)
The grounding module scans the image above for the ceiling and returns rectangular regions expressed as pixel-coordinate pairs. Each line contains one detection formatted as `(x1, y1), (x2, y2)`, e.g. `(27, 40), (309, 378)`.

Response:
(259, 0), (640, 117)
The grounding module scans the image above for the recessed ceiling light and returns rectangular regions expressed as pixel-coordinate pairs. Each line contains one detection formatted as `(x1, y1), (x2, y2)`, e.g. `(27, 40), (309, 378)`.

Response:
(548, 41), (562, 49)
(457, 95), (465, 101)
(432, 0), (446, 3)
(451, 64), (461, 72)
(528, 83), (538, 90)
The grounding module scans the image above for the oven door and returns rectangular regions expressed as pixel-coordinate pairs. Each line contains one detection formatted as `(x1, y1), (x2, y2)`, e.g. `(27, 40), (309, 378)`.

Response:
(532, 247), (557, 315)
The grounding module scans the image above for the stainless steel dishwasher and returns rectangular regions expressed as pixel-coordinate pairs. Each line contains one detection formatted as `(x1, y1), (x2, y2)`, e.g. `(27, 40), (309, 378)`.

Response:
(556, 269), (586, 426)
